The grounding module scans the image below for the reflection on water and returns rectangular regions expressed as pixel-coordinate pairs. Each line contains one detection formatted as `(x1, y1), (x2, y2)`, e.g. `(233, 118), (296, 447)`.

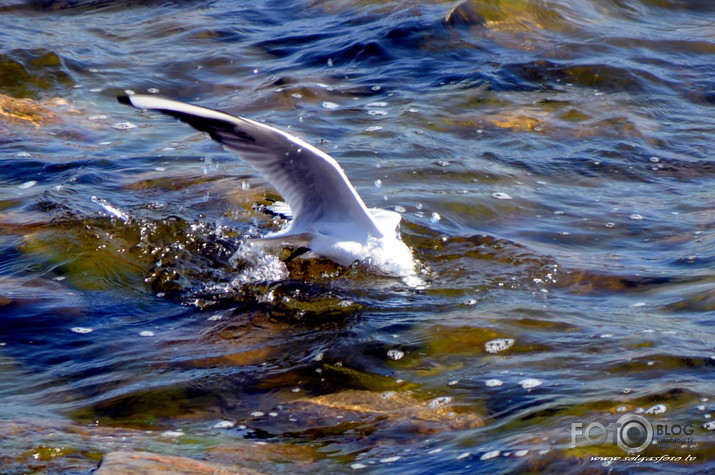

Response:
(0, 0), (714, 472)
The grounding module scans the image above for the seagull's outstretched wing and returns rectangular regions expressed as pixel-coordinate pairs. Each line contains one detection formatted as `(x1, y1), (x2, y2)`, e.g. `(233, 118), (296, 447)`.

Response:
(118, 94), (381, 237)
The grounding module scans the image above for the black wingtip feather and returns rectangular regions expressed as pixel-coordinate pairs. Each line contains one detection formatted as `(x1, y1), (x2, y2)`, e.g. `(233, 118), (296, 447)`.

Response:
(117, 95), (257, 145)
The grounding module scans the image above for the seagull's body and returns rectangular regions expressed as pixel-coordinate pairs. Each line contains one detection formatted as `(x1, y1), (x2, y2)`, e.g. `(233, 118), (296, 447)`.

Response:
(119, 94), (416, 278)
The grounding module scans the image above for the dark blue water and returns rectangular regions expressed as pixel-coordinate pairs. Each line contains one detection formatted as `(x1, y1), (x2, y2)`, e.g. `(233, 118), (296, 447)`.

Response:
(0, 0), (713, 473)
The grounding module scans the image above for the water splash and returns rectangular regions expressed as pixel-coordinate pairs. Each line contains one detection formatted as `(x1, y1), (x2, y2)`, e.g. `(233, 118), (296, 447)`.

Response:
(229, 241), (288, 286)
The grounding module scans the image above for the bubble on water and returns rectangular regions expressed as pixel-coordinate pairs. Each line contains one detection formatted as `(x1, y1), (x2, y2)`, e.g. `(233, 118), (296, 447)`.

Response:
(17, 180), (37, 190)
(291, 387), (301, 393)
(380, 456), (400, 463)
(492, 192), (512, 200)
(71, 327), (93, 334)
(485, 338), (514, 354)
(371, 85), (381, 91)
(485, 379), (504, 387)
(88, 114), (108, 121)
(250, 411), (264, 417)
(367, 109), (387, 116)
(124, 89), (135, 95)
(387, 349), (404, 360)
(322, 101), (339, 110)
(703, 422), (715, 431)
(139, 330), (155, 337)
(480, 450), (500, 460)
(394, 205), (406, 213)
(148, 88), (160, 94)
(649, 156), (660, 163)
(631, 302), (646, 307)
(514, 449), (529, 457)
(160, 430), (184, 438)
(351, 463), (368, 470)
(374, 179), (382, 188)
(599, 333), (613, 339)
(207, 314), (222, 321)
(645, 404), (667, 415)
(291, 92), (302, 99)
(365, 125), (383, 132)
(519, 378), (543, 389)
(615, 405), (629, 412)
(112, 121), (137, 130)
(605, 222), (615, 228)
(431, 212), (441, 223)
(213, 420), (234, 429)
(629, 214), (645, 221)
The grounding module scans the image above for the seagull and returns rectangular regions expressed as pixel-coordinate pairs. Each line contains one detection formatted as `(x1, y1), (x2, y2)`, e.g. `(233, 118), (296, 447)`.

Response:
(118, 94), (417, 278)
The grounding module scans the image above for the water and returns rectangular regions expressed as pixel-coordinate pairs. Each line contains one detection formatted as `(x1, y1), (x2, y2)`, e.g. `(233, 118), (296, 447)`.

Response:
(0, 0), (714, 473)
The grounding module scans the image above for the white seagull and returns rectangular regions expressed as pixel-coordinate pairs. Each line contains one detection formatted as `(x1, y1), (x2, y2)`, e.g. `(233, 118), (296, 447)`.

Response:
(118, 94), (416, 278)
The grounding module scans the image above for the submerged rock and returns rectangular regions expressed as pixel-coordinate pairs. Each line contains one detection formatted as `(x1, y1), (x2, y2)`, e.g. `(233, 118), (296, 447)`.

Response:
(0, 418), (298, 474)
(0, 93), (57, 127)
(267, 389), (484, 436)
(95, 451), (265, 475)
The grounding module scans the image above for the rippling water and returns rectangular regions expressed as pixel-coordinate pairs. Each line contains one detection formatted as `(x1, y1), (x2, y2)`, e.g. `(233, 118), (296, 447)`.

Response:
(1, 0), (714, 473)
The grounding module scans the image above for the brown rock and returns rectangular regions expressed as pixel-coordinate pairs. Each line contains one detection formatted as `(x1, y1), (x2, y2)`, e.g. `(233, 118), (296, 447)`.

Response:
(0, 93), (56, 127)
(288, 389), (484, 433)
(95, 451), (266, 475)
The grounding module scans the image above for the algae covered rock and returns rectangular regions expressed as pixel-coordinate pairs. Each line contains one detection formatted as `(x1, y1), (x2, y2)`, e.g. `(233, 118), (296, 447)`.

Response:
(95, 451), (265, 475)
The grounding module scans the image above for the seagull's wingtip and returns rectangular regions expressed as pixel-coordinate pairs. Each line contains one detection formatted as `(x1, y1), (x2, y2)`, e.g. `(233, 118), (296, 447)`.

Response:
(117, 95), (133, 106)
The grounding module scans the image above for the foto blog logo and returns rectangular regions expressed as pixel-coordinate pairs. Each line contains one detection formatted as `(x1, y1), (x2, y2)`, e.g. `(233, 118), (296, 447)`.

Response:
(571, 414), (696, 454)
